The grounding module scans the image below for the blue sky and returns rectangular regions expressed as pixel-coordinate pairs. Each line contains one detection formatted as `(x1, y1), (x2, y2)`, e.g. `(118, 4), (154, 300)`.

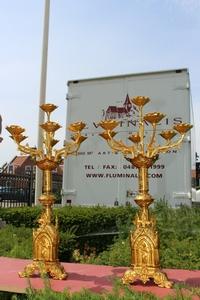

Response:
(0, 0), (200, 165)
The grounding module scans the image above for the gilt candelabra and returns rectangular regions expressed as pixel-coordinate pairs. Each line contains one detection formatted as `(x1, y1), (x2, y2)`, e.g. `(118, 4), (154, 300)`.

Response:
(6, 103), (87, 280)
(98, 96), (192, 288)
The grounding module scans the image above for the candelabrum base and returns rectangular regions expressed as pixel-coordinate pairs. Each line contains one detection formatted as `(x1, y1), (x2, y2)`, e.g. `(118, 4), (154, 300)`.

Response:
(122, 266), (172, 288)
(122, 206), (172, 288)
(18, 260), (67, 280)
(18, 213), (67, 280)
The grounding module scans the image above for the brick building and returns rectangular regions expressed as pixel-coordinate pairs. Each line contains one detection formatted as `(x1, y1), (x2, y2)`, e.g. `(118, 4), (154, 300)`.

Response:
(1, 155), (63, 176)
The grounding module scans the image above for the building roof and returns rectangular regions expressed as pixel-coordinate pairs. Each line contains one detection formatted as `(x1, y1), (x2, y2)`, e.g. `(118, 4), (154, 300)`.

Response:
(106, 106), (127, 114)
(117, 107), (127, 113)
(10, 155), (30, 167)
(106, 106), (117, 113)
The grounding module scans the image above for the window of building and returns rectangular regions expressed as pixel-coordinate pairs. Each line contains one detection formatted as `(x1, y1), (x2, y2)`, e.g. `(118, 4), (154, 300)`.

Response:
(25, 165), (31, 174)
(8, 165), (13, 174)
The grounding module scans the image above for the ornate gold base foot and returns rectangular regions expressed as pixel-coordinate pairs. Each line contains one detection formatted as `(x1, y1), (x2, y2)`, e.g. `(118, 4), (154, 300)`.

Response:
(122, 267), (172, 288)
(18, 260), (67, 280)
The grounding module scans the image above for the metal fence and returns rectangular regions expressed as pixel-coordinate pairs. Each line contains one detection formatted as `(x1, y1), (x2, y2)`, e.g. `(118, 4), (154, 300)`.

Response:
(0, 172), (62, 208)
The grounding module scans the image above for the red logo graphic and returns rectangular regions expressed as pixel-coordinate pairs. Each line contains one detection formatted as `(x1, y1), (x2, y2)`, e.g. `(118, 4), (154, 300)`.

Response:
(102, 94), (138, 120)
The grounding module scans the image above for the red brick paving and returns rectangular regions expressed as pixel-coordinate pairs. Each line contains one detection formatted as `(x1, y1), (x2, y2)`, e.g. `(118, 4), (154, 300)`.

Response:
(0, 257), (200, 299)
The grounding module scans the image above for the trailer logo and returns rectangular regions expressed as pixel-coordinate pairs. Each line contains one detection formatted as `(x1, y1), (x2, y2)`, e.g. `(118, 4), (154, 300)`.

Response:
(99, 94), (182, 127)
(102, 94), (138, 120)
(92, 94), (183, 130)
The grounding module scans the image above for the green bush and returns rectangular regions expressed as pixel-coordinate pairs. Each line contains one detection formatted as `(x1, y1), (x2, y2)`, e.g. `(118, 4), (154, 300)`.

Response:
(0, 224), (81, 262)
(2, 201), (200, 270)
(154, 200), (200, 269)
(78, 200), (200, 270)
(93, 237), (131, 266)
(59, 227), (78, 261)
(0, 207), (42, 228)
(0, 205), (136, 260)
(0, 225), (32, 259)
(56, 206), (136, 235)
(0, 206), (136, 235)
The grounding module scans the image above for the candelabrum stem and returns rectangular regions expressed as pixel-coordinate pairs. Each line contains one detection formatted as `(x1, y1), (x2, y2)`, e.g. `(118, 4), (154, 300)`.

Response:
(43, 170), (52, 194)
(138, 167), (149, 195)
(139, 107), (144, 153)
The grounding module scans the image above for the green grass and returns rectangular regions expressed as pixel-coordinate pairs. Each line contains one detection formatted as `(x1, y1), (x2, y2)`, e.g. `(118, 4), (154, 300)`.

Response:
(0, 225), (32, 259)
(0, 280), (200, 300)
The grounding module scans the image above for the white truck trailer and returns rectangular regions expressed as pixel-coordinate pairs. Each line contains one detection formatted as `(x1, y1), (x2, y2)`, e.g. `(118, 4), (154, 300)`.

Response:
(62, 69), (195, 207)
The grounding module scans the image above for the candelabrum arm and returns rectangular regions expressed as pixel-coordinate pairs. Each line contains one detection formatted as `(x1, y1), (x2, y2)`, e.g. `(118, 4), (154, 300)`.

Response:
(107, 137), (137, 157)
(147, 124), (157, 153)
(151, 134), (185, 156)
(54, 142), (81, 162)
(17, 143), (43, 159)
(138, 107), (145, 153)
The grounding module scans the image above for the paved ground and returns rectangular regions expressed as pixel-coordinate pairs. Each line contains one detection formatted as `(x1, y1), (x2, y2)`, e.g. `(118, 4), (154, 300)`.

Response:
(0, 257), (200, 298)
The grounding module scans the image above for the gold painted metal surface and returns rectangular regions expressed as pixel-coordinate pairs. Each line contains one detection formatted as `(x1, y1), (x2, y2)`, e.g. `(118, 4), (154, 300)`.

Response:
(99, 96), (192, 288)
(6, 103), (87, 280)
